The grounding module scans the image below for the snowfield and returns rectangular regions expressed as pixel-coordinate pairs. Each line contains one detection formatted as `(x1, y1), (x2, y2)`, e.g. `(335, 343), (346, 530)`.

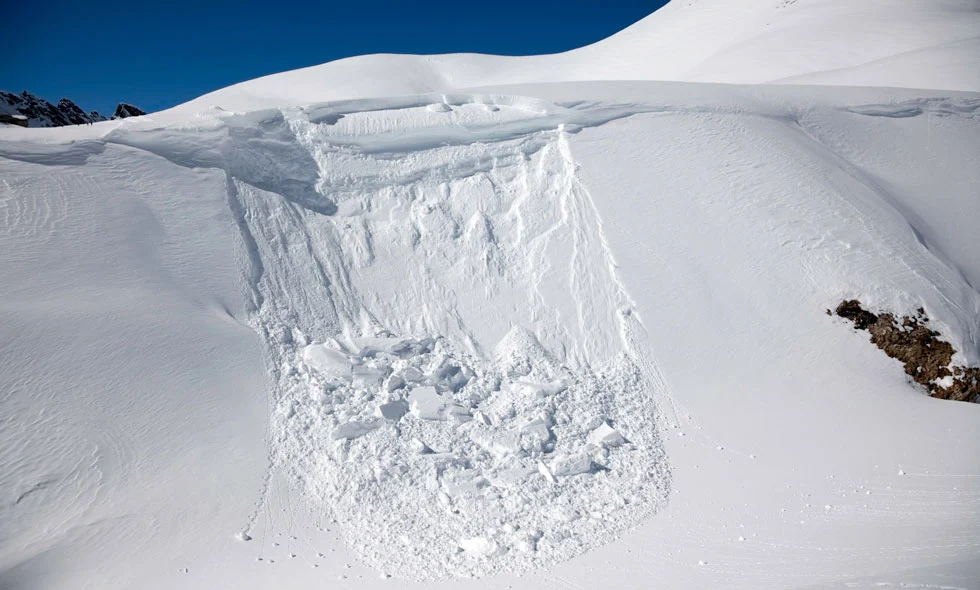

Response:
(2, 1), (979, 589)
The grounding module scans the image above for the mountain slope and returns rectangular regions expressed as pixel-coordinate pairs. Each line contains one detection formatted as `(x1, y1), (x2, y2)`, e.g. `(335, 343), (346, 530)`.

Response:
(1, 2), (979, 590)
(174, 0), (980, 115)
(2, 82), (978, 589)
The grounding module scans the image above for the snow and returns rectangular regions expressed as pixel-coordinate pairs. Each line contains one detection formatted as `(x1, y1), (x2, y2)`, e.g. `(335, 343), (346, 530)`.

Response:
(2, 1), (980, 589)
(164, 0), (980, 115)
(588, 423), (626, 448)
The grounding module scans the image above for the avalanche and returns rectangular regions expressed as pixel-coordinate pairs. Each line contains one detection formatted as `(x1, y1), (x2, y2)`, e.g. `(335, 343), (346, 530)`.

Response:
(1, 1), (979, 589)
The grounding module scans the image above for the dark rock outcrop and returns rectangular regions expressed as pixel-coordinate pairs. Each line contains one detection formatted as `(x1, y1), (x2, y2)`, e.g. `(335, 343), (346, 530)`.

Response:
(111, 103), (146, 119)
(834, 300), (980, 403)
(0, 113), (29, 127)
(1, 90), (145, 128)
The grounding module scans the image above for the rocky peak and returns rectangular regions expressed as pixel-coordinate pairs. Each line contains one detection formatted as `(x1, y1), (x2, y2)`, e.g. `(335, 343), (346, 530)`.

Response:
(1, 90), (145, 128)
(111, 103), (146, 120)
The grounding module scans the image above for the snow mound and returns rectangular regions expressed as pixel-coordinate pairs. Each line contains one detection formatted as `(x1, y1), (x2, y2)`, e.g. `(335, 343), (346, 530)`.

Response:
(169, 0), (980, 115)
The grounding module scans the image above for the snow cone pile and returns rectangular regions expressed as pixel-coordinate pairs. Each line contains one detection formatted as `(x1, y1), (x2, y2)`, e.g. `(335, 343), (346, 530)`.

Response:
(271, 326), (668, 579)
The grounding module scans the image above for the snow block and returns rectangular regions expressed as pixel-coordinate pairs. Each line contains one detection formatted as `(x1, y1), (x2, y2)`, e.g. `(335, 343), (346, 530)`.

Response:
(376, 400), (409, 421)
(331, 419), (381, 440)
(302, 344), (352, 378)
(409, 385), (446, 420)
(588, 422), (627, 447)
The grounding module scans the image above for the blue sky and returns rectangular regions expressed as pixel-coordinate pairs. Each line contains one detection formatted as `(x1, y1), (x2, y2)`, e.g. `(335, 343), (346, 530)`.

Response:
(1, 1), (666, 115)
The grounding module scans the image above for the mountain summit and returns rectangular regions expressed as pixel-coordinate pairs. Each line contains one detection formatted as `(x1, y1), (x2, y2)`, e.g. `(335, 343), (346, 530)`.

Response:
(0, 91), (145, 127)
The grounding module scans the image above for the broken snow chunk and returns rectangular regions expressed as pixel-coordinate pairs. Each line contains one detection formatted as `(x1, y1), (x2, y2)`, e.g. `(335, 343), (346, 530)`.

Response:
(515, 538), (536, 553)
(352, 364), (384, 388)
(376, 400), (408, 421)
(458, 537), (502, 558)
(472, 429), (522, 459)
(519, 418), (553, 453)
(427, 103), (453, 113)
(537, 460), (557, 483)
(352, 337), (426, 359)
(446, 403), (473, 423)
(409, 385), (447, 420)
(331, 419), (381, 440)
(513, 380), (567, 398)
(551, 506), (580, 522)
(441, 470), (490, 497)
(409, 438), (434, 455)
(429, 356), (472, 392)
(550, 453), (596, 477)
(490, 466), (538, 488)
(422, 453), (468, 469)
(302, 344), (351, 378)
(352, 337), (401, 358)
(588, 422), (627, 448)
(398, 367), (425, 384)
(384, 373), (406, 392)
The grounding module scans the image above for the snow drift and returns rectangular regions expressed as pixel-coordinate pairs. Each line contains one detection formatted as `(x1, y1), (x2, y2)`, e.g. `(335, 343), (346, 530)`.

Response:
(174, 0), (980, 114)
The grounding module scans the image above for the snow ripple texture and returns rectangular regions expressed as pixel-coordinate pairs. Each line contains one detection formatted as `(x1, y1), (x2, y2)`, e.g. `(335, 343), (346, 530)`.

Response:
(153, 96), (671, 579)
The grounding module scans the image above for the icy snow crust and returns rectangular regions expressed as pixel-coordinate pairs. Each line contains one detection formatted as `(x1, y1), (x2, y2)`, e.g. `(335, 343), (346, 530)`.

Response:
(106, 96), (675, 578)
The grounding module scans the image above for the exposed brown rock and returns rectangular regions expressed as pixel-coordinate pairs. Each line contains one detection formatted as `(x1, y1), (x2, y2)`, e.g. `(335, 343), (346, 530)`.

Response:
(834, 300), (979, 403)
(835, 299), (879, 330)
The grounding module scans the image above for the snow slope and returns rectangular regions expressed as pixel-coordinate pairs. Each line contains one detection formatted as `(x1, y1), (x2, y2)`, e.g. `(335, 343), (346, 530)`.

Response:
(174, 0), (980, 114)
(2, 2), (980, 590)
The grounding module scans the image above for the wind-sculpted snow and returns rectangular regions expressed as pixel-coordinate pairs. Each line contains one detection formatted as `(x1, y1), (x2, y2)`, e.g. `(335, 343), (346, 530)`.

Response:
(151, 96), (673, 578)
(165, 0), (980, 118)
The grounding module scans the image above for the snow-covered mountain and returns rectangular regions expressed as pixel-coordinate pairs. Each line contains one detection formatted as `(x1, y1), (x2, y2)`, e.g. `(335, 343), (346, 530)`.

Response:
(110, 103), (146, 120)
(175, 0), (980, 114)
(0, 91), (106, 127)
(1, 2), (978, 589)
(0, 91), (146, 127)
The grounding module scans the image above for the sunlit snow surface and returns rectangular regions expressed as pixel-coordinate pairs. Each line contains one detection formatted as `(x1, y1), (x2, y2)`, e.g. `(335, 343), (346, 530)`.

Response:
(2, 0), (980, 584)
(2, 84), (978, 588)
(111, 97), (678, 577)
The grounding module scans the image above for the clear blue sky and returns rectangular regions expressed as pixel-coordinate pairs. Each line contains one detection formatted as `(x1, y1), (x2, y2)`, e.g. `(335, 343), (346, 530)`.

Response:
(1, 1), (667, 116)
